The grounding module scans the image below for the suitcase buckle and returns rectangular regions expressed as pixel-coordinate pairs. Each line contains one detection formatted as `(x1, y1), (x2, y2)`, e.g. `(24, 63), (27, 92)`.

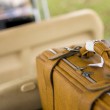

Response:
(64, 46), (81, 52)
(49, 46), (81, 60)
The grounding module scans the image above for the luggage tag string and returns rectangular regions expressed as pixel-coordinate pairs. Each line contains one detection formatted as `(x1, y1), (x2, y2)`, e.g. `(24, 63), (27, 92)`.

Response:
(85, 40), (104, 67)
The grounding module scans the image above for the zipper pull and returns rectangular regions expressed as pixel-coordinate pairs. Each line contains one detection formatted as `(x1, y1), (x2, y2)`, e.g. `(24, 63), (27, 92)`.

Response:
(82, 72), (96, 83)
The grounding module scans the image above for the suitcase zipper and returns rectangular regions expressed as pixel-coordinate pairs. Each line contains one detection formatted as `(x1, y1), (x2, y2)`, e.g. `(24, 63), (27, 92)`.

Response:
(49, 49), (110, 95)
(49, 49), (96, 83)
(82, 72), (96, 83)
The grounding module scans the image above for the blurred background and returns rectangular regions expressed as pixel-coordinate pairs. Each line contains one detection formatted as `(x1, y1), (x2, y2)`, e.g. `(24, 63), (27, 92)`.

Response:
(48, 0), (110, 38)
(0, 0), (110, 38)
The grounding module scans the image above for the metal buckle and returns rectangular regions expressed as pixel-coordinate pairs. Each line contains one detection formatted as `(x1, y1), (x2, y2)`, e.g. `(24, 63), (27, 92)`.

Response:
(64, 46), (81, 52)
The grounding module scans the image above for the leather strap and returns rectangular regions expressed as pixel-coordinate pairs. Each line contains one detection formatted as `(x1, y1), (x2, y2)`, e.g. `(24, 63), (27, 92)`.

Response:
(79, 87), (110, 110)
(44, 55), (60, 110)
(49, 47), (80, 60)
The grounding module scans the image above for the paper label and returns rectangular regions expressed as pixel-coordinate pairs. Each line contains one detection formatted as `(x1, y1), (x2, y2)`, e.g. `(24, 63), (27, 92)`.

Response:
(85, 41), (95, 52)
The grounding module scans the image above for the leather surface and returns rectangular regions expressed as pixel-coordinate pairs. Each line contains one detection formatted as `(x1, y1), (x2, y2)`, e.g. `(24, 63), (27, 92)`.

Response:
(37, 41), (110, 110)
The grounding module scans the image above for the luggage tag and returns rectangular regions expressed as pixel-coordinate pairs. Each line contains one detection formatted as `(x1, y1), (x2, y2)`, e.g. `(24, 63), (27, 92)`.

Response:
(85, 41), (104, 67)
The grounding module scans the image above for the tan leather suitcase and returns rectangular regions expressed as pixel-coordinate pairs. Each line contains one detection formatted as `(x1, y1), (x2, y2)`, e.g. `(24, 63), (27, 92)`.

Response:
(36, 40), (110, 110)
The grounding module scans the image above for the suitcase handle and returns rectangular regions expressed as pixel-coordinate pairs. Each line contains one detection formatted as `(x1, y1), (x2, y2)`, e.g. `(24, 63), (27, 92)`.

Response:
(80, 40), (110, 69)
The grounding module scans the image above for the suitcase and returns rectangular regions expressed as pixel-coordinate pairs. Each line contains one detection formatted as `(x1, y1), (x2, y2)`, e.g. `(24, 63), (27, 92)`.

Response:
(36, 40), (110, 110)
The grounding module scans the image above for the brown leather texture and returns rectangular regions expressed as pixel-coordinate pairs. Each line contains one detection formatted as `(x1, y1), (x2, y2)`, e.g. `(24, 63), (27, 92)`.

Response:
(36, 41), (110, 110)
